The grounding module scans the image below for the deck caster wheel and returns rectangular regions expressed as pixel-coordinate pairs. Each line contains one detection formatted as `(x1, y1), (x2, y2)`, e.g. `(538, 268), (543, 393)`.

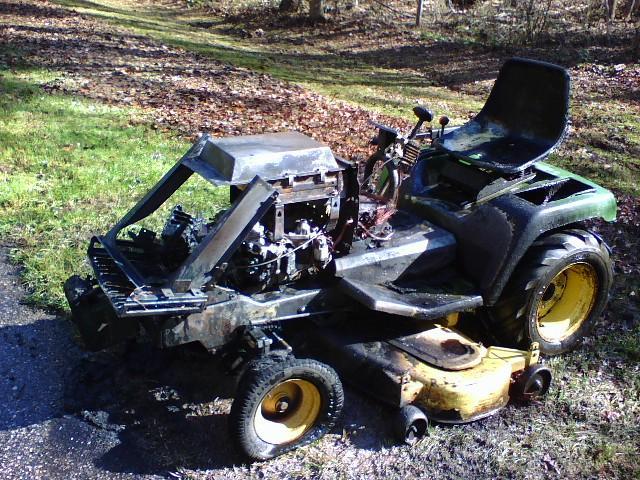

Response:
(394, 405), (428, 446)
(512, 364), (552, 401)
(230, 357), (344, 461)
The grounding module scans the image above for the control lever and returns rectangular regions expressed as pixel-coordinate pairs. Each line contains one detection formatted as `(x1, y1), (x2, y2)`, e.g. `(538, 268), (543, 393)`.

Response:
(409, 105), (434, 139)
(438, 116), (450, 138)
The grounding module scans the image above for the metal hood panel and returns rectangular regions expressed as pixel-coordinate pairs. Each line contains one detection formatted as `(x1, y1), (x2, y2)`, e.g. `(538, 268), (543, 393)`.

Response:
(182, 131), (340, 185)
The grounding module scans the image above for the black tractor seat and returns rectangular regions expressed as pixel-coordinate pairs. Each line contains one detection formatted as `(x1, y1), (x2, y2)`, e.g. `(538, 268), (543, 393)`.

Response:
(434, 58), (570, 175)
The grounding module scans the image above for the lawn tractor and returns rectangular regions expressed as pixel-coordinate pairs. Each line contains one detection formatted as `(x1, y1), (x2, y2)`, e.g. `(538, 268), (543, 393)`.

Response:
(64, 58), (615, 460)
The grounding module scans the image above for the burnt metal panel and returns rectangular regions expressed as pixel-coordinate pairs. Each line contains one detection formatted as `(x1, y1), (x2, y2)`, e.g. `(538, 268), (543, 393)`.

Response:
(306, 324), (512, 421)
(404, 160), (617, 305)
(170, 176), (278, 292)
(182, 131), (341, 185)
(89, 236), (146, 289)
(307, 326), (414, 408)
(333, 213), (456, 283)
(332, 158), (359, 255)
(86, 239), (207, 316)
(387, 327), (486, 371)
(161, 284), (350, 350)
(339, 278), (483, 320)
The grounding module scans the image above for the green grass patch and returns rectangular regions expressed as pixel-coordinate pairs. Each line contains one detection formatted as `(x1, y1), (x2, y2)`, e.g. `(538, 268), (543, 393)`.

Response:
(0, 70), (227, 309)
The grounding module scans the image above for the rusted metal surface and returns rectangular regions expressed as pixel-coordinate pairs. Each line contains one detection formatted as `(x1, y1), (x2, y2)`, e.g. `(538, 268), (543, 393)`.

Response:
(388, 327), (486, 371)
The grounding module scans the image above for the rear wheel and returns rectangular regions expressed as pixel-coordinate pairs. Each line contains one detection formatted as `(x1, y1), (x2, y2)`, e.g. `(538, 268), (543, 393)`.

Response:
(489, 229), (613, 355)
(230, 357), (344, 460)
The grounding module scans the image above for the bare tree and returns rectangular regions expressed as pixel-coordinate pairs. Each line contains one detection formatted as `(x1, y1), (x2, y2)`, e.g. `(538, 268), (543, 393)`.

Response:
(627, 0), (637, 20)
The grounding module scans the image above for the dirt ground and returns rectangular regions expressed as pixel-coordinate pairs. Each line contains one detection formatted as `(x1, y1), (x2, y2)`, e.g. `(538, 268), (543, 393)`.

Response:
(1, 0), (639, 478)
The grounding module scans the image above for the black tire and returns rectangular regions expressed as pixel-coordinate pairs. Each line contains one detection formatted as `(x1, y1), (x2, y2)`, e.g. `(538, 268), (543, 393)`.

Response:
(488, 229), (613, 355)
(362, 152), (399, 201)
(511, 364), (552, 401)
(229, 357), (344, 461)
(393, 405), (428, 446)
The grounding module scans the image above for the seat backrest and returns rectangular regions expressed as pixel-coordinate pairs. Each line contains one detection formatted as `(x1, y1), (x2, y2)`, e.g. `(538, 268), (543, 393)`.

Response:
(480, 57), (570, 145)
(434, 58), (571, 174)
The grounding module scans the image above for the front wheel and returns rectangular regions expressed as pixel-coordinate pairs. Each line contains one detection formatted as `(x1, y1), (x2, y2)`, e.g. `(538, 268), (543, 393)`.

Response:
(488, 229), (613, 355)
(229, 357), (344, 460)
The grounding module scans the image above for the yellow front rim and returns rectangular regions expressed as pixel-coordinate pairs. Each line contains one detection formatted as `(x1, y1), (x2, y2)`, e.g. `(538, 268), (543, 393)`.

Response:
(536, 263), (598, 342)
(254, 379), (322, 445)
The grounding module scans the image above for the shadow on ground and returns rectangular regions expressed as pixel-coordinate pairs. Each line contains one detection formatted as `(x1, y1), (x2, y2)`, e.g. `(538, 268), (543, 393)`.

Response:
(0, 313), (391, 476)
(59, 343), (243, 473)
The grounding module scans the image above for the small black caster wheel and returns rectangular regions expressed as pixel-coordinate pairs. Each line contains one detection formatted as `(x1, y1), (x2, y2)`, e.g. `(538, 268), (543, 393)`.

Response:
(394, 405), (428, 446)
(512, 364), (553, 401)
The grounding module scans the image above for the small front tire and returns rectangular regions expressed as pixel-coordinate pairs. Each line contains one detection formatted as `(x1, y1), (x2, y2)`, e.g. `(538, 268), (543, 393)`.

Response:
(230, 357), (344, 461)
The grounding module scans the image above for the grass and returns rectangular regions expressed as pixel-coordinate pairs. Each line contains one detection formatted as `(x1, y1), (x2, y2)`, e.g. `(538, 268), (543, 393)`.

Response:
(0, 69), (227, 309)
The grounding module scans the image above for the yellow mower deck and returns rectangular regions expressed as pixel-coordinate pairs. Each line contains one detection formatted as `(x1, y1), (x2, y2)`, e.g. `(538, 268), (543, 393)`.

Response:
(313, 324), (540, 423)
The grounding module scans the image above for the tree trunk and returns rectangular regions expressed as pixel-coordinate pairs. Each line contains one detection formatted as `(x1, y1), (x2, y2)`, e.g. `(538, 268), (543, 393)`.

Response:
(627, 0), (637, 21)
(604, 0), (618, 20)
(309, 0), (325, 19)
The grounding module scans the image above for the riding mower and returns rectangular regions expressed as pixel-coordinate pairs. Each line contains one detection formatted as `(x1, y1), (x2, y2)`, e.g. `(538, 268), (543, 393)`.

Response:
(64, 58), (615, 460)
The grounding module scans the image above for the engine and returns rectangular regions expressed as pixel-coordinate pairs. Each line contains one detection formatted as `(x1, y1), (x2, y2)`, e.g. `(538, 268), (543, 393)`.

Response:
(130, 204), (333, 293)
(159, 205), (211, 270)
(228, 218), (332, 293)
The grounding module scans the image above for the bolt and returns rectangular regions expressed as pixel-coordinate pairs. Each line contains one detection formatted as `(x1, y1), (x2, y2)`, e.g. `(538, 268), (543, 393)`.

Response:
(276, 399), (289, 413)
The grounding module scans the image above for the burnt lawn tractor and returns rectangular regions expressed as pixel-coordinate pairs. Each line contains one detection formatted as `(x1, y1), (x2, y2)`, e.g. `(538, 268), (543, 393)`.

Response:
(64, 58), (615, 460)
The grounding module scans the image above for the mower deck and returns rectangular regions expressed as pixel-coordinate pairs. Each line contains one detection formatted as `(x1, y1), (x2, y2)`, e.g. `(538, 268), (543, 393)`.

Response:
(309, 323), (539, 424)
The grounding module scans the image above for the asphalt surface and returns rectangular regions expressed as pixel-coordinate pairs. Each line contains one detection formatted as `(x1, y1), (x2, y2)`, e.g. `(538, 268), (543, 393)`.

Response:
(0, 249), (140, 478)
(0, 247), (394, 480)
(0, 248), (245, 479)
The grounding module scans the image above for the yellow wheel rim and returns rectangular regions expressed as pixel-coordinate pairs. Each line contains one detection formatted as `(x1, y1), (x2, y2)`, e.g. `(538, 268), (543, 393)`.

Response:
(536, 263), (598, 342)
(254, 379), (322, 445)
